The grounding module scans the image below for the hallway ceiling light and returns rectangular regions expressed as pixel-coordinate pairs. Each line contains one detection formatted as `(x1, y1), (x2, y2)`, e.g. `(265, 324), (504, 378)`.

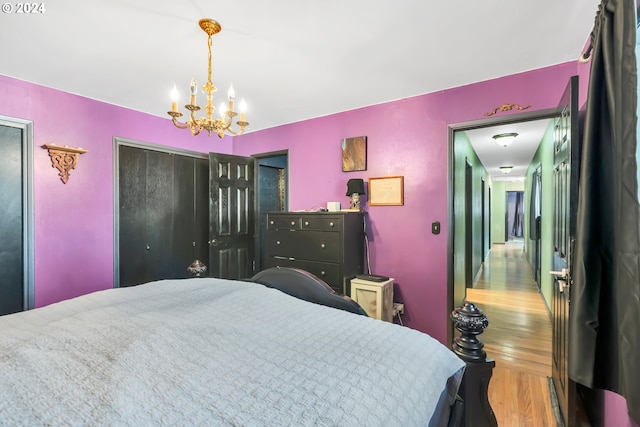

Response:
(493, 132), (518, 147)
(167, 18), (249, 138)
(499, 166), (513, 174)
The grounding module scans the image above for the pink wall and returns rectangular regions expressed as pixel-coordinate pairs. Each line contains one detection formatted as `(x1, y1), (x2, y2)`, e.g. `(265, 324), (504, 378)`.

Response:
(233, 61), (579, 343)
(0, 74), (232, 308)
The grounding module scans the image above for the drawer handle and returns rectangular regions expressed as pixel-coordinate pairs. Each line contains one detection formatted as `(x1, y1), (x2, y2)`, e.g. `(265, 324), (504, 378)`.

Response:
(276, 241), (281, 245)
(329, 222), (334, 227)
(304, 221), (309, 226)
(269, 220), (274, 225)
(320, 243), (326, 249)
(291, 221), (296, 226)
(320, 271), (326, 276)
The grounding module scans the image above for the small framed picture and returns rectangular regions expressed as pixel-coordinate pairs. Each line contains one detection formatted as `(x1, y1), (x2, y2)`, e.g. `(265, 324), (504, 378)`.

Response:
(369, 176), (404, 206)
(341, 136), (367, 172)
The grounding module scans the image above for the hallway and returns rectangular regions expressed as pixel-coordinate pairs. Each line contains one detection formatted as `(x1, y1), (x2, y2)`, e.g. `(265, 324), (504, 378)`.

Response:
(466, 240), (557, 426)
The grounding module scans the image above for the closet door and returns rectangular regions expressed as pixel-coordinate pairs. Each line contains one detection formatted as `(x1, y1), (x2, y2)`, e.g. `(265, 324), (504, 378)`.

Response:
(193, 158), (210, 264)
(119, 145), (151, 286)
(143, 150), (174, 281)
(0, 125), (23, 315)
(119, 145), (209, 286)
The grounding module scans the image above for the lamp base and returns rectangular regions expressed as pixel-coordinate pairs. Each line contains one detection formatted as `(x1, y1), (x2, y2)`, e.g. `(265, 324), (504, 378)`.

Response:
(350, 194), (362, 211)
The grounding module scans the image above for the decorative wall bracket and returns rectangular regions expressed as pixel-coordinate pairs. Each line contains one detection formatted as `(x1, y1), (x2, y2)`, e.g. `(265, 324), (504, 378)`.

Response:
(42, 144), (88, 184)
(484, 103), (531, 117)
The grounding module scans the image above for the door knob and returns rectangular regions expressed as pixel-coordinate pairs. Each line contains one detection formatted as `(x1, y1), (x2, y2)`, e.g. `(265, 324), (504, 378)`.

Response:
(550, 268), (569, 280)
(210, 239), (218, 246)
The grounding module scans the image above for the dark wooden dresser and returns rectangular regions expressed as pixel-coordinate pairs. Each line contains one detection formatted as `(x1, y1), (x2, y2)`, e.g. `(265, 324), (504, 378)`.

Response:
(263, 212), (365, 295)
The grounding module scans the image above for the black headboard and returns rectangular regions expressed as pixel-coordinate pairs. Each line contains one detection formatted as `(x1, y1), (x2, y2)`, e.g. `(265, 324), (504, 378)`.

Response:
(250, 267), (367, 316)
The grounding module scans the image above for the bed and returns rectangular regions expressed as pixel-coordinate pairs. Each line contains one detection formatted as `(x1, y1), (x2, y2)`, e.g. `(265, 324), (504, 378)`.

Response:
(0, 267), (466, 426)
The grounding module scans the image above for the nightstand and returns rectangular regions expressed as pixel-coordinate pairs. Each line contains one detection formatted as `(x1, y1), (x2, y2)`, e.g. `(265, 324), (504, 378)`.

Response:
(350, 277), (394, 322)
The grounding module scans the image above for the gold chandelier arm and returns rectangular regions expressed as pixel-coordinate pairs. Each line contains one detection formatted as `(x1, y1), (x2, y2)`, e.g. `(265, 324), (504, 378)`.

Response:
(223, 124), (248, 136)
(168, 112), (190, 129)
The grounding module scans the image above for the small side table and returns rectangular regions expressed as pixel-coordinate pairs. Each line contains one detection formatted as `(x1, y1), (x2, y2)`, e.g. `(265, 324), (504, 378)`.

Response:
(350, 277), (394, 322)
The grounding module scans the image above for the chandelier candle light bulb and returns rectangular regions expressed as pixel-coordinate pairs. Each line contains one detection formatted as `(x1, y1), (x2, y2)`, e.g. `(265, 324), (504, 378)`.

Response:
(228, 83), (235, 112)
(189, 78), (197, 105)
(170, 85), (179, 112)
(239, 98), (247, 122)
(167, 18), (249, 138)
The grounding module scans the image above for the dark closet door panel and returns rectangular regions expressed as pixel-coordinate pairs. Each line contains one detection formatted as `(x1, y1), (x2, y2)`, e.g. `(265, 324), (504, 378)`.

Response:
(119, 145), (148, 287)
(0, 125), (24, 315)
(194, 158), (210, 268)
(145, 150), (174, 282)
(171, 155), (196, 278)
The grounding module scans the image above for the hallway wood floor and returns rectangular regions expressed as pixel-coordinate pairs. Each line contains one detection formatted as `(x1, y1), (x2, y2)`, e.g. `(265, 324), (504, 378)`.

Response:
(466, 240), (557, 426)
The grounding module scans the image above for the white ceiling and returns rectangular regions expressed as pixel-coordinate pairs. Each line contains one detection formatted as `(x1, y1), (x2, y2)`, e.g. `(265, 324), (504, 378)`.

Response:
(1, 0), (597, 172)
(463, 118), (553, 182)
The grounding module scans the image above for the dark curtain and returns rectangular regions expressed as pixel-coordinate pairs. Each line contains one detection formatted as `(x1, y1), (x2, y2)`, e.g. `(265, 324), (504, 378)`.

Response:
(569, 0), (639, 424)
(511, 192), (524, 238)
(529, 172), (541, 240)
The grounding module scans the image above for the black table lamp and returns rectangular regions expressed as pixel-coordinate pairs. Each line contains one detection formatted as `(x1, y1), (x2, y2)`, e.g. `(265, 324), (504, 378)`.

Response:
(346, 178), (365, 211)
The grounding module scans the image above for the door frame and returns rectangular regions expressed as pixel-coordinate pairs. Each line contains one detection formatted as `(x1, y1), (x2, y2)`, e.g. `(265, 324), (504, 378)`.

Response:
(0, 115), (35, 310)
(112, 137), (208, 288)
(252, 150), (289, 272)
(447, 107), (559, 344)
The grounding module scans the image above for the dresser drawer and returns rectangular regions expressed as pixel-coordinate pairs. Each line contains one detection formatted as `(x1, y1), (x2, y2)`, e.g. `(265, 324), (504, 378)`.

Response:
(265, 230), (341, 262)
(267, 216), (301, 230)
(300, 216), (342, 231)
(263, 257), (342, 293)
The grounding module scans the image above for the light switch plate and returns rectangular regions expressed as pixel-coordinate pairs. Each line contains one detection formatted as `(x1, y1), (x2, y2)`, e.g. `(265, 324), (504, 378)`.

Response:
(432, 221), (440, 235)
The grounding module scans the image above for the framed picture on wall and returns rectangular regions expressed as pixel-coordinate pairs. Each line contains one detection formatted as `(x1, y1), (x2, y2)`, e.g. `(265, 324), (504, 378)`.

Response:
(341, 136), (367, 172)
(369, 176), (404, 206)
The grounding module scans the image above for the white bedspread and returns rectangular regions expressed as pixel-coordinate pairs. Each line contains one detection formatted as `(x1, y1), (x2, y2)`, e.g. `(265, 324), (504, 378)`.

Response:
(0, 278), (464, 426)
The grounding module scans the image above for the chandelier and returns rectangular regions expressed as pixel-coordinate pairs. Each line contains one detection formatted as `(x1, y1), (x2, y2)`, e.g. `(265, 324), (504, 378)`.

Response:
(168, 18), (249, 138)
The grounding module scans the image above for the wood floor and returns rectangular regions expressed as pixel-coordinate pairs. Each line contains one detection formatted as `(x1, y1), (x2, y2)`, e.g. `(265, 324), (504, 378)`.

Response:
(466, 240), (557, 427)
